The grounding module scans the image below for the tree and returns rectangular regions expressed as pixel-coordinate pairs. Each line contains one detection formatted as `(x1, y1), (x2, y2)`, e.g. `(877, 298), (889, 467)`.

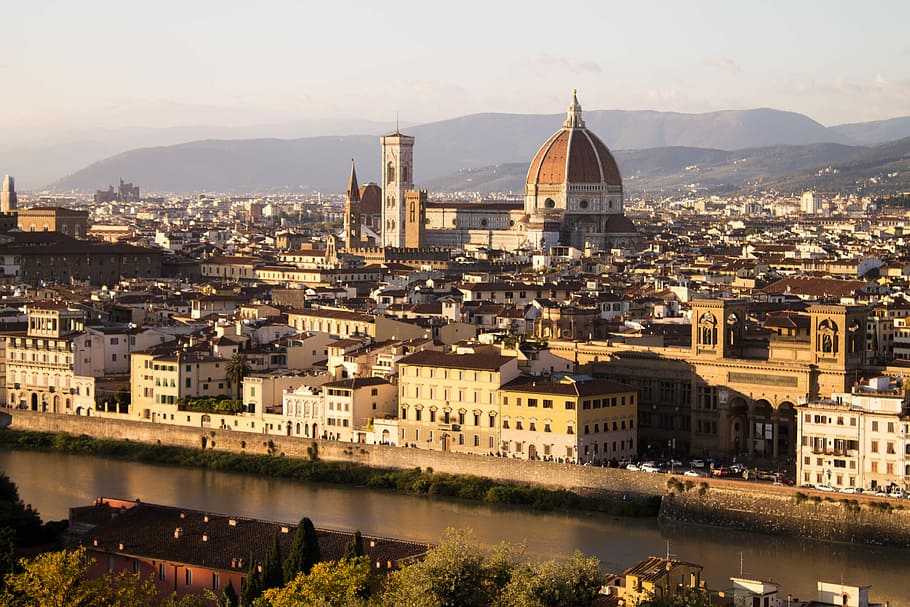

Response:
(342, 530), (364, 560)
(218, 579), (239, 607)
(283, 517), (321, 583)
(225, 353), (251, 401)
(261, 533), (283, 591)
(240, 553), (262, 607)
(377, 528), (518, 607)
(261, 557), (371, 607)
(635, 588), (715, 607)
(0, 473), (44, 548)
(499, 551), (604, 607)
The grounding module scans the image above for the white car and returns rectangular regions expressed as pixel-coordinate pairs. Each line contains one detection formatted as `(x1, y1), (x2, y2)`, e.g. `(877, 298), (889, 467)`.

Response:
(640, 463), (662, 473)
(625, 463), (641, 471)
(815, 484), (835, 492)
(839, 487), (860, 494)
(683, 469), (704, 478)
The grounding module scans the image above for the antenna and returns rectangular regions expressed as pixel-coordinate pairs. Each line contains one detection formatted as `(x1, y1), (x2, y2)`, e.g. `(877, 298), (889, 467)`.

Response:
(665, 540), (670, 560)
(396, 112), (400, 133)
(739, 552), (744, 577)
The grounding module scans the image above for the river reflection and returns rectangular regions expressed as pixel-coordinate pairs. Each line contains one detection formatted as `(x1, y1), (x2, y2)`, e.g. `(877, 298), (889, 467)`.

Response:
(3, 449), (907, 605)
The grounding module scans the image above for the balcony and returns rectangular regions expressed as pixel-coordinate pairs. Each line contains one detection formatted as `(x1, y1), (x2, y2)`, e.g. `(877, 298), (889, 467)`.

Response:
(437, 423), (461, 432)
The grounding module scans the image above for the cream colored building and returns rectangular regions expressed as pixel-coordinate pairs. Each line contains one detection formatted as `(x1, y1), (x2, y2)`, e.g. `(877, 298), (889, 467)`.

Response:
(286, 308), (375, 339)
(5, 302), (84, 413)
(797, 376), (909, 491)
(397, 345), (520, 453)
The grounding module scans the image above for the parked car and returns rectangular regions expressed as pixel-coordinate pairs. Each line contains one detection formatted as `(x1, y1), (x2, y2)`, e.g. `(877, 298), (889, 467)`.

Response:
(683, 469), (705, 478)
(640, 463), (662, 473)
(815, 484), (835, 492)
(711, 466), (732, 477)
(889, 489), (906, 499)
(625, 463), (641, 471)
(689, 459), (705, 469)
(839, 487), (861, 494)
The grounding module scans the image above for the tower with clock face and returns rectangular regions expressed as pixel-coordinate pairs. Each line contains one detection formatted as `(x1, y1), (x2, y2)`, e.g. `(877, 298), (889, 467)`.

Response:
(380, 131), (414, 248)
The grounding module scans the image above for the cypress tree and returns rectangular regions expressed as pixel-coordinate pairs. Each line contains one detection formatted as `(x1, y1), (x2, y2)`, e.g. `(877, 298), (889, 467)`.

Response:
(283, 517), (321, 583)
(239, 553), (262, 607)
(342, 530), (364, 560)
(261, 532), (283, 590)
(220, 579), (239, 607)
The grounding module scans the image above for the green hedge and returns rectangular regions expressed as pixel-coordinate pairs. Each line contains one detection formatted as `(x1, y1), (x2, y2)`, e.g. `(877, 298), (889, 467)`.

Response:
(0, 429), (660, 517)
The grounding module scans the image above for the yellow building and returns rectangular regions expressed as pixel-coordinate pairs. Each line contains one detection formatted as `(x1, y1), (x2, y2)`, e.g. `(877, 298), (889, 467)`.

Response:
(287, 308), (375, 339)
(620, 556), (704, 607)
(130, 348), (231, 425)
(499, 374), (637, 463)
(397, 345), (520, 453)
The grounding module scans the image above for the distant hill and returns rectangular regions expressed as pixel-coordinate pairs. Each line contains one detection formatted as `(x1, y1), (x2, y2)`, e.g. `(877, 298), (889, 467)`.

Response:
(426, 138), (910, 197)
(50, 108), (910, 195)
(829, 116), (910, 146)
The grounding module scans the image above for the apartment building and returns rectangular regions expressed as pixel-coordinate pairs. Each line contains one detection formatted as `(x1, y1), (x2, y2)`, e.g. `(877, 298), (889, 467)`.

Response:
(499, 374), (637, 464)
(396, 345), (520, 453)
(797, 376), (909, 491)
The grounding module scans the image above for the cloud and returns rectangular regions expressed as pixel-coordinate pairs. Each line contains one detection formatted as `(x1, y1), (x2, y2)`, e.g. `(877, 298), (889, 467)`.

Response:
(705, 56), (741, 73)
(785, 74), (910, 123)
(528, 54), (602, 74)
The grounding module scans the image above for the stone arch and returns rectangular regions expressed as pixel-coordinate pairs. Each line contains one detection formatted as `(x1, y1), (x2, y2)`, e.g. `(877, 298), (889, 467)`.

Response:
(774, 401), (797, 460)
(729, 397), (749, 456)
(30, 393), (38, 411)
(751, 399), (773, 457)
(817, 319), (839, 354)
(698, 312), (717, 346)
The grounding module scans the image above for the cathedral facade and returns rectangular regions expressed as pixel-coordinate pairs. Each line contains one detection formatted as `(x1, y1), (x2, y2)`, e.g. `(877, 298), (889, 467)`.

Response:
(345, 92), (639, 255)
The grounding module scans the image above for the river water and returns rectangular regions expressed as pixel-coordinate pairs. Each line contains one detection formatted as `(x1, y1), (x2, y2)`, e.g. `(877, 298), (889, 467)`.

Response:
(3, 449), (907, 605)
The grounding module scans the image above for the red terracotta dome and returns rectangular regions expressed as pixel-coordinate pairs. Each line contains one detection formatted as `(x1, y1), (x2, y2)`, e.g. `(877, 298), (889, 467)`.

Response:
(526, 93), (622, 188)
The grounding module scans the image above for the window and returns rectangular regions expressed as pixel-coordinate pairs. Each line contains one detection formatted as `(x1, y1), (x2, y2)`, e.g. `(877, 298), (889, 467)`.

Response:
(515, 421), (523, 430)
(528, 398), (537, 408)
(212, 573), (220, 590)
(186, 569), (193, 586)
(872, 421), (879, 432)
(529, 421), (536, 431)
(543, 399), (553, 409)
(565, 400), (575, 410)
(159, 563), (167, 581)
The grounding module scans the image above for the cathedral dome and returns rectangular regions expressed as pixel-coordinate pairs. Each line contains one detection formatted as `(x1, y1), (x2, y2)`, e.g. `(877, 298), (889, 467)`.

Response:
(526, 93), (622, 188)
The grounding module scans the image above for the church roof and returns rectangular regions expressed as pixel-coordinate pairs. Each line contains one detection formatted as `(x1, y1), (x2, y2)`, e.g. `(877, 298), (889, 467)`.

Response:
(526, 92), (622, 187)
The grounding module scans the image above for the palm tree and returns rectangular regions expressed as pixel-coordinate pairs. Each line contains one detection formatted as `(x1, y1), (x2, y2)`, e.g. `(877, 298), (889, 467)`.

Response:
(225, 352), (250, 401)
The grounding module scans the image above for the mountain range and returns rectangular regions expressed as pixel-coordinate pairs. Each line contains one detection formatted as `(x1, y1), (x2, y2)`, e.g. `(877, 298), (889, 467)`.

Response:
(38, 108), (910, 195)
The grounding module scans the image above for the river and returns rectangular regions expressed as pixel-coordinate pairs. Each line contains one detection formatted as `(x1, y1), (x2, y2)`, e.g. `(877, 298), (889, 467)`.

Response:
(3, 449), (907, 605)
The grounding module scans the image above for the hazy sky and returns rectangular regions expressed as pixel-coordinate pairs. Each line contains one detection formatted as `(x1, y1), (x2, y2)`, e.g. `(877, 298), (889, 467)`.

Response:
(4, 0), (909, 132)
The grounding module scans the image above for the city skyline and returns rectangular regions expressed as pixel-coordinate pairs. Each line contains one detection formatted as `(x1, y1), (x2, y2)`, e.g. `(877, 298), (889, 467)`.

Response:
(3, 0), (909, 140)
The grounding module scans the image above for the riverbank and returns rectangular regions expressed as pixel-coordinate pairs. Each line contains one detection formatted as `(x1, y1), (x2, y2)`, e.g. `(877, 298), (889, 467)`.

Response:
(0, 427), (660, 518)
(5, 410), (910, 547)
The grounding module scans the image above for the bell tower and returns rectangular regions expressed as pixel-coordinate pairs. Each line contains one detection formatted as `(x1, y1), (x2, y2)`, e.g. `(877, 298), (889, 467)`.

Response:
(344, 160), (362, 250)
(380, 130), (414, 248)
(691, 298), (749, 359)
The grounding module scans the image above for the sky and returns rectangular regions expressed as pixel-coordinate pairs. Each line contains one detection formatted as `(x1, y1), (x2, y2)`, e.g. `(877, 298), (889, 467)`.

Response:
(3, 0), (909, 135)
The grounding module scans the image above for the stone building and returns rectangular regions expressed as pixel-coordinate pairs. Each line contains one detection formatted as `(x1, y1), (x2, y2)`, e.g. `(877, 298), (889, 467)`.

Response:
(17, 207), (89, 237)
(547, 298), (869, 462)
(345, 92), (639, 255)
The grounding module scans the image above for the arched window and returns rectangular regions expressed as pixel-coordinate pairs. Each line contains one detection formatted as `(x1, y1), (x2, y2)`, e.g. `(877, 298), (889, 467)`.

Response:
(386, 162), (395, 183)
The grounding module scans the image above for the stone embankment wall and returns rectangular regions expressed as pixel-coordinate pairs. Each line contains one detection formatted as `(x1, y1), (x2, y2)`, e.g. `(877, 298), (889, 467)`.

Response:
(6, 411), (910, 547)
(662, 482), (910, 547)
